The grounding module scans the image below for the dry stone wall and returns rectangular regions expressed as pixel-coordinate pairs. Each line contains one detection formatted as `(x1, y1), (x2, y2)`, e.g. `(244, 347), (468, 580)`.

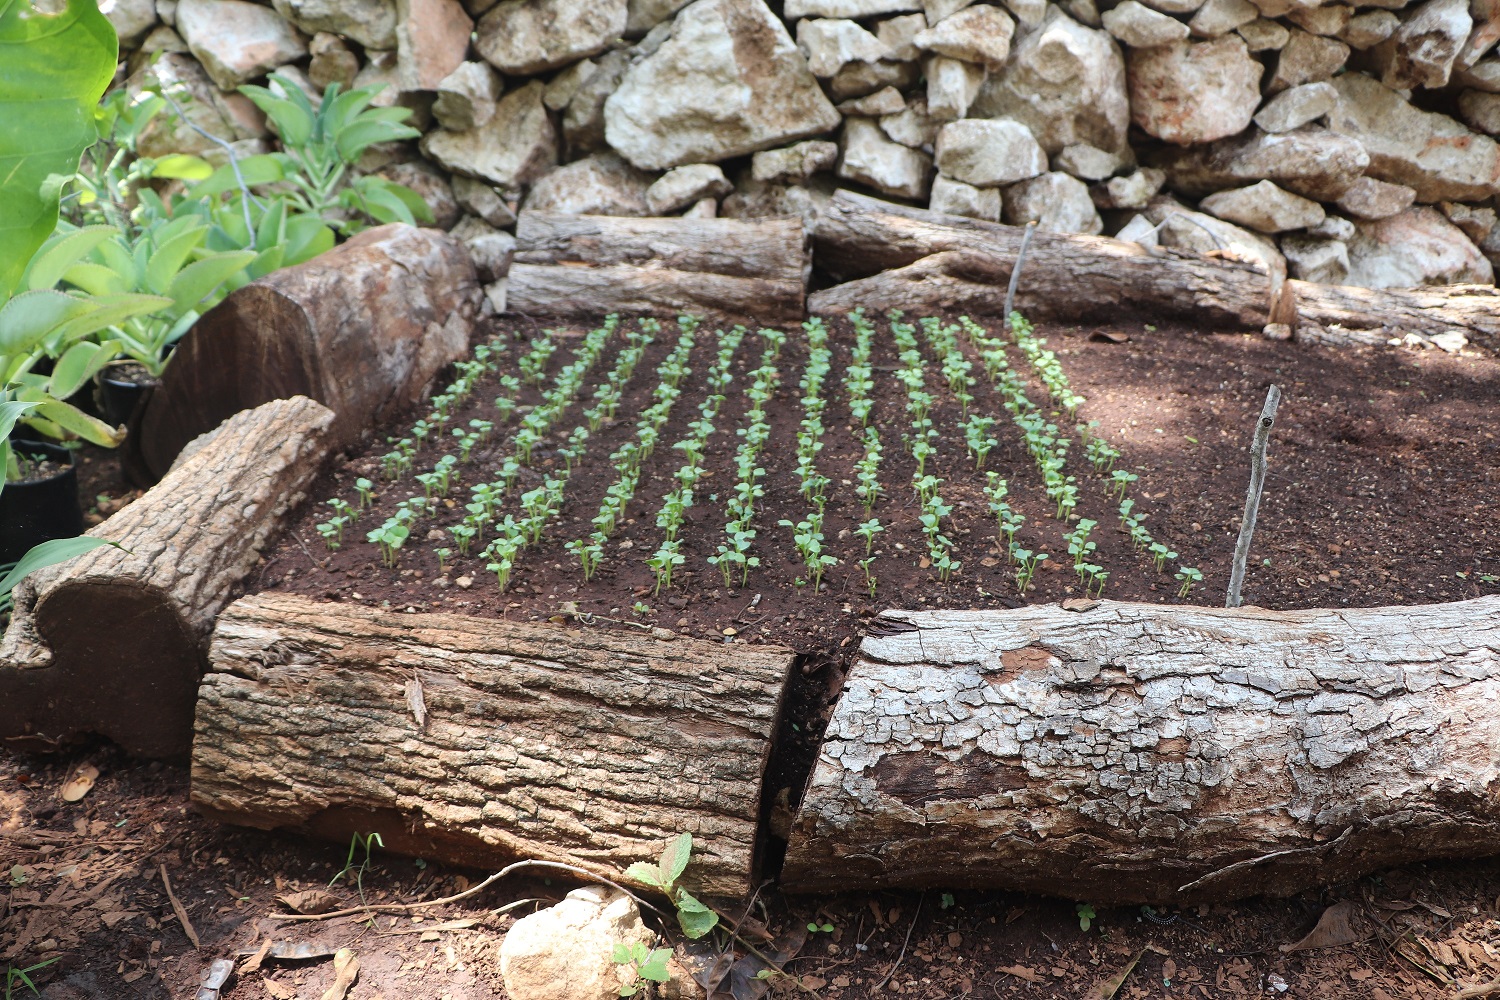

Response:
(113, 0), (1500, 297)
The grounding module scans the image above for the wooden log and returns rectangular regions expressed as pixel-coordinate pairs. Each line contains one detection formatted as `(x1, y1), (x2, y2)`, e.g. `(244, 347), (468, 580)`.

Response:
(782, 599), (1500, 904)
(0, 398), (334, 759)
(191, 593), (797, 896)
(1291, 279), (1500, 351)
(137, 224), (478, 481)
(506, 263), (807, 325)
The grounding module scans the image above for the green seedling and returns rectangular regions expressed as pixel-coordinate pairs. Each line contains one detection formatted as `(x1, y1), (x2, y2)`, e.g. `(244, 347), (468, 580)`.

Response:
(612, 942), (671, 997)
(435, 547), (451, 574)
(624, 833), (719, 939)
(855, 518), (884, 555)
(1175, 566), (1203, 598)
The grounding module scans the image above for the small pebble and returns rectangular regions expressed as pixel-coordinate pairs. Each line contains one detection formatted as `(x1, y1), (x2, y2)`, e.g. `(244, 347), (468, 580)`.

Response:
(456, 576), (473, 589)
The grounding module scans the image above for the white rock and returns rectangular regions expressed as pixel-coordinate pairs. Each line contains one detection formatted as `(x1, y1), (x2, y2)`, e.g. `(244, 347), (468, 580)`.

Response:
(837, 86), (908, 115)
(1253, 81), (1337, 132)
(1058, 0), (1102, 27)
(1267, 29), (1348, 91)
(1439, 200), (1497, 241)
(1052, 143), (1130, 180)
(752, 140), (841, 181)
(1153, 126), (1369, 200)
(477, 0), (624, 76)
(680, 197), (715, 216)
(544, 60), (596, 112)
(1004, 171), (1103, 233)
(395, 0), (471, 92)
(1458, 89), (1500, 133)
(1333, 175), (1416, 219)
(877, 12), (928, 58)
(1306, 214), (1355, 240)
(973, 7), (1130, 154)
(1000, 0), (1046, 25)
(175, 0), (307, 90)
(924, 0), (967, 23)
(524, 152), (655, 215)
(1457, 57), (1500, 91)
(1115, 212), (1160, 245)
(1148, 196), (1287, 278)
(138, 23), (189, 56)
(1127, 37), (1262, 145)
(914, 4), (1016, 68)
(1183, 0), (1255, 36)
(606, 0), (842, 170)
(1345, 206), (1494, 287)
(839, 116), (933, 199)
(158, 0), (176, 26)
(102, 0), (159, 45)
(828, 58), (921, 100)
(934, 118), (1046, 185)
(309, 33), (359, 92)
(880, 95), (942, 147)
(797, 18), (893, 77)
(1092, 167), (1166, 208)
(646, 163), (733, 213)
(271, 0), (393, 49)
(500, 888), (656, 1000)
(1378, 0), (1470, 89)
(1328, 72), (1500, 201)
(1103, 0), (1189, 47)
(1285, 3), (1350, 36)
(785, 0), (920, 17)
(452, 175), (517, 227)
(1281, 235), (1350, 283)
(1199, 179), (1325, 232)
(421, 80), (558, 188)
(930, 175), (1001, 219)
(1338, 9), (1399, 48)
(925, 55), (987, 119)
(1236, 17), (1289, 50)
(434, 62), (502, 132)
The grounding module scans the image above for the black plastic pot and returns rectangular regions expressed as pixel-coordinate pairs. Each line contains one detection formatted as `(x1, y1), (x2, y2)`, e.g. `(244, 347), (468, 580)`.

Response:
(95, 360), (160, 429)
(1, 440), (84, 564)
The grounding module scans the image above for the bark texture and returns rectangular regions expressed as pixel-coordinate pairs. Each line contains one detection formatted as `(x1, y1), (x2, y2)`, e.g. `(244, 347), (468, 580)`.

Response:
(192, 593), (797, 896)
(506, 212), (808, 323)
(0, 398), (334, 759)
(138, 224), (478, 480)
(782, 599), (1500, 904)
(1292, 280), (1500, 351)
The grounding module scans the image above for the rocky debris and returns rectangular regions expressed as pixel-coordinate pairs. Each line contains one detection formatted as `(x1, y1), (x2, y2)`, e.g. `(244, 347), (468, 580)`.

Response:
(308, 34), (360, 91)
(499, 888), (657, 1000)
(396, 0), (472, 91)
(1151, 126), (1369, 200)
(1267, 29), (1348, 91)
(930, 175), (1001, 219)
(828, 57), (921, 100)
(452, 175), (518, 227)
(1306, 213), (1355, 241)
(646, 163), (733, 212)
(545, 60), (596, 112)
(1188, 0), (1258, 37)
(476, 0), (624, 76)
(1253, 81), (1336, 132)
(1115, 212), (1160, 244)
(838, 116), (933, 198)
(1103, 1), (1189, 48)
(924, 55), (986, 118)
(605, 0), (841, 170)
(1346, 206), (1494, 287)
(722, 174), (835, 221)
(352, 50), (404, 107)
(1339, 9), (1398, 48)
(1004, 171), (1103, 233)
(562, 50), (631, 155)
(271, 0), (394, 49)
(914, 4), (1016, 68)
(798, 18), (892, 76)
(878, 13), (926, 59)
(434, 62), (502, 132)
(934, 118), (1046, 185)
(175, 0), (307, 90)
(1091, 166), (1165, 208)
(1333, 176), (1416, 219)
(752, 140), (841, 182)
(421, 80), (558, 188)
(524, 152), (654, 215)
(1127, 37), (1261, 145)
(1199, 179), (1325, 232)
(837, 86), (908, 115)
(1053, 142), (1131, 179)
(1378, 0), (1470, 90)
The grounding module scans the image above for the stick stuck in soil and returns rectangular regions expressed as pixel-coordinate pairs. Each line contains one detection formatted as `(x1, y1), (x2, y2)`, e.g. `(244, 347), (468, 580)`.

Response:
(1227, 384), (1281, 608)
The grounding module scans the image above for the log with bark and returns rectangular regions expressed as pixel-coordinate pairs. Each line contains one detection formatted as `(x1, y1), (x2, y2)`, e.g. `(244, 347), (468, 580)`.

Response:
(0, 397), (334, 759)
(782, 599), (1500, 904)
(505, 213), (809, 323)
(191, 593), (797, 896)
(137, 224), (478, 481)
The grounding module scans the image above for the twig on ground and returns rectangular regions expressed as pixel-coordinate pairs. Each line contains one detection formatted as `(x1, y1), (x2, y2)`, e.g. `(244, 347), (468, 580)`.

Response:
(874, 893), (924, 992)
(1456, 979), (1500, 999)
(160, 863), (201, 949)
(1226, 384), (1282, 608)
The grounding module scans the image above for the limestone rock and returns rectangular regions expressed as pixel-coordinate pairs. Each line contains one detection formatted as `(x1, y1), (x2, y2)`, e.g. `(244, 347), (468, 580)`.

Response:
(1236, 17), (1289, 50)
(751, 140), (841, 182)
(973, 7), (1130, 155)
(377, 159), (460, 228)
(627, 0), (693, 33)
(353, 50), (406, 108)
(1345, 206), (1494, 287)
(785, 0), (920, 17)
(934, 118), (1046, 185)
(1115, 212), (1159, 245)
(914, 4), (1016, 68)
(1000, 0), (1046, 25)
(878, 12), (927, 58)
(476, 0), (623, 77)
(1281, 234), (1350, 283)
(881, 95), (942, 147)
(837, 87), (909, 115)
(1285, 3), (1350, 36)
(1058, 0), (1102, 23)
(1333, 176), (1416, 219)
(1052, 142), (1131, 180)
(1338, 9), (1399, 48)
(1327, 72), (1500, 201)
(1457, 57), (1500, 91)
(605, 0), (842, 170)
(930, 175), (1001, 219)
(137, 24), (189, 56)
(452, 175), (518, 227)
(1103, 1), (1189, 48)
(925, 0), (971, 24)
(450, 216), (516, 282)
(1148, 196), (1287, 279)
(544, 60), (597, 112)
(1306, 214), (1355, 241)
(434, 62), (502, 132)
(721, 174), (835, 222)
(828, 59), (921, 100)
(499, 888), (655, 1000)
(1268, 29), (1347, 91)
(1199, 179), (1325, 232)
(564, 49), (631, 155)
(1459, 89), (1500, 133)
(683, 198), (718, 217)
(271, 0), (394, 49)
(1003, 171), (1103, 233)
(925, 55), (987, 119)
(838, 116), (934, 199)
(524, 152), (655, 215)
(1090, 166), (1165, 208)
(129, 53), (247, 160)
(396, 0), (471, 91)
(1253, 81), (1336, 132)
(646, 163), (733, 213)
(798, 18), (893, 77)
(1440, 201), (1497, 241)
(1378, 0), (1470, 89)
(421, 80), (558, 188)
(1187, 0), (1256, 36)
(1127, 37), (1262, 145)
(103, 0), (159, 46)
(1151, 126), (1369, 200)
(1138, 0), (1203, 13)
(175, 0), (307, 90)
(308, 34), (360, 92)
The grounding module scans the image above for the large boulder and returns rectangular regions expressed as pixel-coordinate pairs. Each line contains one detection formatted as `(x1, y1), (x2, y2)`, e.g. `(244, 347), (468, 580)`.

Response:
(175, 0), (307, 89)
(604, 0), (842, 170)
(477, 0), (627, 76)
(1345, 206), (1494, 287)
(971, 7), (1129, 155)
(421, 80), (558, 189)
(1149, 125), (1369, 200)
(1127, 36), (1262, 145)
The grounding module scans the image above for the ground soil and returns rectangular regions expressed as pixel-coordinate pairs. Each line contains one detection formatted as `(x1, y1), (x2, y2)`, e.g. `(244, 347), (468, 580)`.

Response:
(4, 316), (1499, 998)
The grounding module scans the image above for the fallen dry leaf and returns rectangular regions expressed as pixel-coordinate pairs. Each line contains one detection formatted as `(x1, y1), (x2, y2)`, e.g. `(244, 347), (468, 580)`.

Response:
(319, 948), (359, 1000)
(60, 764), (99, 802)
(1281, 900), (1359, 952)
(1087, 947), (1145, 1000)
(277, 889), (345, 915)
(999, 965), (1041, 983)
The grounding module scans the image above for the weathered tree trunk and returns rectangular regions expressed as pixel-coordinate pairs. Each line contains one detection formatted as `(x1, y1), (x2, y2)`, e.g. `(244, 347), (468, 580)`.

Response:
(506, 213), (808, 323)
(782, 599), (1500, 905)
(1291, 279), (1500, 351)
(138, 224), (478, 481)
(192, 593), (797, 896)
(0, 397), (334, 759)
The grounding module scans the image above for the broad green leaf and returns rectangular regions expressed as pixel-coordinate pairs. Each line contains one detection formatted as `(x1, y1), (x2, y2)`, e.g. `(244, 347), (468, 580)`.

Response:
(47, 338), (118, 399)
(26, 396), (126, 445)
(350, 183), (417, 226)
(239, 85), (313, 147)
(335, 118), (419, 163)
(658, 832), (692, 886)
(167, 250), (254, 311)
(382, 181), (435, 224)
(0, 536), (114, 598)
(254, 197), (286, 251)
(622, 862), (664, 890)
(245, 244), (286, 281)
(188, 154), (287, 199)
(61, 260), (125, 297)
(150, 153), (213, 180)
(46, 291), (171, 346)
(96, 237), (139, 289)
(0, 289), (93, 354)
(0, 0), (118, 300)
(144, 224), (207, 295)
(284, 215), (334, 265)
(0, 400), (37, 443)
(610, 943), (633, 964)
(24, 224), (117, 291)
(674, 891), (718, 939)
(638, 949), (671, 983)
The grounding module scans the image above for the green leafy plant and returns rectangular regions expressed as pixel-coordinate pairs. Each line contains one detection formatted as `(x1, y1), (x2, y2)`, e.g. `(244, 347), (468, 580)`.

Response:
(329, 831), (384, 917)
(612, 941), (671, 997)
(624, 833), (719, 939)
(1076, 903), (1097, 932)
(4, 958), (59, 1000)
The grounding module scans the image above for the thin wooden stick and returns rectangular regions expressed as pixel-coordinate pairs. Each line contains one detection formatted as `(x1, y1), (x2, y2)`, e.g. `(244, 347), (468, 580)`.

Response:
(874, 893), (924, 992)
(160, 863), (201, 950)
(1003, 222), (1038, 328)
(1226, 385), (1281, 608)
